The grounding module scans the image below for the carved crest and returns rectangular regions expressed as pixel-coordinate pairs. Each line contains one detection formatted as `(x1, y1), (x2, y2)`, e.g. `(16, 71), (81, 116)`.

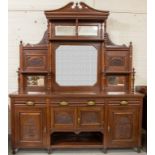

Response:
(45, 2), (109, 20)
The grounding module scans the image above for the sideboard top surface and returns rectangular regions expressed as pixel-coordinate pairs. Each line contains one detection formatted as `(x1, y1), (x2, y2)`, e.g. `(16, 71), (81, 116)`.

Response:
(9, 91), (144, 98)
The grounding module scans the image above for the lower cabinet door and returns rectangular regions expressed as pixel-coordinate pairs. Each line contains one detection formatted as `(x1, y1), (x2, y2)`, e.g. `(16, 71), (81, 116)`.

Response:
(14, 105), (46, 148)
(77, 106), (104, 129)
(51, 107), (76, 130)
(107, 104), (140, 147)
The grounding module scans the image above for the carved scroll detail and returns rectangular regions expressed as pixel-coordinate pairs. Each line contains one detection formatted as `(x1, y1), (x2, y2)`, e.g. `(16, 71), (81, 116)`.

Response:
(115, 116), (132, 139)
(109, 56), (125, 66)
(55, 112), (73, 124)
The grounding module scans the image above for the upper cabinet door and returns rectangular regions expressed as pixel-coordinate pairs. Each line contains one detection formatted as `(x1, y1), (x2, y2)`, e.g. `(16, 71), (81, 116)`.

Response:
(105, 50), (130, 72)
(22, 48), (48, 72)
(77, 106), (104, 129)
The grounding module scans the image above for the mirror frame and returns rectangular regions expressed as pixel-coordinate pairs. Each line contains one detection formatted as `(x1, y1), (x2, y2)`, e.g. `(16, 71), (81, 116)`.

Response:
(51, 42), (101, 93)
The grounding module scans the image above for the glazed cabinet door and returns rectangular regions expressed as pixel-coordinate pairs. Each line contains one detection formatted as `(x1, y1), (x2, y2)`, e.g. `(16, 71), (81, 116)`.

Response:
(107, 100), (141, 148)
(77, 106), (104, 130)
(14, 105), (46, 148)
(51, 106), (76, 130)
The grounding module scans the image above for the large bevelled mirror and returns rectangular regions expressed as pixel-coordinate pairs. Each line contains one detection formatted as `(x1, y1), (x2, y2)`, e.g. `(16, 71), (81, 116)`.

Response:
(56, 45), (97, 86)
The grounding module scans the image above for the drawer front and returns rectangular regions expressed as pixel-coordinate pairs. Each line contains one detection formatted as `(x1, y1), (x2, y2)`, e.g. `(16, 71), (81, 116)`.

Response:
(13, 98), (46, 105)
(107, 98), (141, 105)
(50, 98), (105, 105)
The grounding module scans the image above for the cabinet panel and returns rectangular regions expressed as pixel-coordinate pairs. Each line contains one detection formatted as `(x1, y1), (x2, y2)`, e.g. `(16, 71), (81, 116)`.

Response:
(14, 105), (46, 147)
(105, 50), (130, 72)
(51, 107), (76, 130)
(78, 106), (104, 129)
(23, 49), (48, 72)
(107, 103), (140, 147)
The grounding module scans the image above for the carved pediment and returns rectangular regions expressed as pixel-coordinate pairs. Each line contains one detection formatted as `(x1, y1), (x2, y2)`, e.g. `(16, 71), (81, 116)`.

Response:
(45, 2), (109, 20)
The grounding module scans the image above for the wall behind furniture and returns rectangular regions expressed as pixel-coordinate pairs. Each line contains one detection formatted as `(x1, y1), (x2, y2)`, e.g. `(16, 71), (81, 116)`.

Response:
(8, 0), (147, 93)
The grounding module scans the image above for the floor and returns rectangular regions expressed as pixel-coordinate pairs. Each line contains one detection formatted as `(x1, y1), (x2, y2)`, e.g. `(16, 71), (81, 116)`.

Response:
(8, 148), (147, 155)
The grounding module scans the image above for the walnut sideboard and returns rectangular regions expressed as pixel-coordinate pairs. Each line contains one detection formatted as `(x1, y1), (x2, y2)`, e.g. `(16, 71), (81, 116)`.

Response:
(10, 92), (143, 154)
(9, 2), (144, 154)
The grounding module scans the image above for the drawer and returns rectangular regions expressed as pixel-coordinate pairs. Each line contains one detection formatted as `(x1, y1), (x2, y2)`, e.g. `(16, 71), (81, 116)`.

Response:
(50, 98), (105, 106)
(14, 97), (46, 104)
(107, 98), (141, 105)
(51, 97), (105, 103)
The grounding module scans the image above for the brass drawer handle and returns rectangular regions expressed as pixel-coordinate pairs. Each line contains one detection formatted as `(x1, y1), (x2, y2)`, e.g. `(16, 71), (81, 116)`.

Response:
(120, 100), (128, 105)
(108, 125), (111, 132)
(77, 117), (80, 125)
(26, 101), (35, 106)
(59, 101), (69, 106)
(87, 101), (96, 106)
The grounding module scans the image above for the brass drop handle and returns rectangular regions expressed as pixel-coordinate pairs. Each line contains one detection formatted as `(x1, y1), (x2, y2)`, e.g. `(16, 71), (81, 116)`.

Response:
(77, 117), (80, 125)
(108, 125), (111, 132)
(43, 127), (46, 133)
(26, 101), (35, 106)
(120, 100), (128, 105)
(59, 101), (69, 106)
(87, 101), (96, 106)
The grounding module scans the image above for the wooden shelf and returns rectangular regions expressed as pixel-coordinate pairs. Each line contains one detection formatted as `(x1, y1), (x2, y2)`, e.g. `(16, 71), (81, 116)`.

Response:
(51, 144), (104, 149)
(20, 71), (49, 74)
(51, 132), (103, 147)
(103, 71), (132, 74)
(49, 38), (104, 42)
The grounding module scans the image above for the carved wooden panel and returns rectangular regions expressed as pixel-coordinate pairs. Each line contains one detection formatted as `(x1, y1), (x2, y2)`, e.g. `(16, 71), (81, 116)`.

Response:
(109, 56), (125, 66)
(105, 50), (130, 72)
(78, 106), (104, 129)
(23, 49), (47, 71)
(51, 107), (76, 129)
(14, 106), (46, 147)
(114, 115), (132, 139)
(107, 104), (140, 147)
(26, 56), (44, 66)
(20, 113), (41, 140)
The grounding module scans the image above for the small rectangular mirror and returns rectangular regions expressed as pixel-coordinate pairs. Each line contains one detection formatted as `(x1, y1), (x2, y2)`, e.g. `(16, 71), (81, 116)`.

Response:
(27, 76), (45, 87)
(55, 26), (76, 36)
(107, 76), (126, 86)
(105, 75), (128, 92)
(78, 26), (98, 36)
